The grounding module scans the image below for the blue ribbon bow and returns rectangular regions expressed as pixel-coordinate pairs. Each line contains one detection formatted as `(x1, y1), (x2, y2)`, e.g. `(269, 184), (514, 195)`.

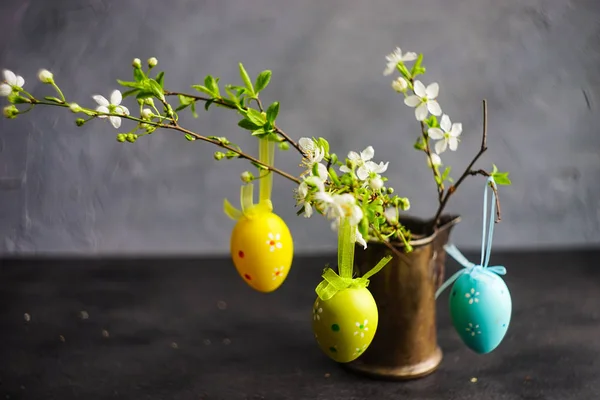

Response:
(435, 176), (506, 300)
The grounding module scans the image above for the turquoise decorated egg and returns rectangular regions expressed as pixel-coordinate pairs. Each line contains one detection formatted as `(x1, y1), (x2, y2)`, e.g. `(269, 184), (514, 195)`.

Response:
(449, 268), (512, 354)
(312, 287), (378, 363)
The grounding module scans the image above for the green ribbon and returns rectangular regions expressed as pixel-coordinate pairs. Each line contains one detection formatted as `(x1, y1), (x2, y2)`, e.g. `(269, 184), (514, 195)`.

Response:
(315, 218), (393, 301)
(224, 138), (275, 220)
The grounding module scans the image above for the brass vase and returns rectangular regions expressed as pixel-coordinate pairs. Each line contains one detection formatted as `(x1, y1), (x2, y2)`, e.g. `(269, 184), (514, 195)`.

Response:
(344, 214), (461, 380)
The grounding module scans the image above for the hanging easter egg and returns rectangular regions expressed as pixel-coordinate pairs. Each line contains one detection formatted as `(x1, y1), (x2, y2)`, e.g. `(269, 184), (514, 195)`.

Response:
(224, 138), (294, 293)
(448, 268), (512, 354)
(312, 287), (379, 363)
(230, 209), (293, 293)
(436, 176), (512, 354)
(312, 218), (392, 363)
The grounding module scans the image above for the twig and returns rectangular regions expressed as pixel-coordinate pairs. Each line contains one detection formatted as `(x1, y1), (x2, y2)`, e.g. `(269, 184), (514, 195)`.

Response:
(31, 99), (301, 185)
(165, 90), (304, 155)
(468, 169), (502, 222)
(432, 100), (494, 227)
(164, 125), (301, 184)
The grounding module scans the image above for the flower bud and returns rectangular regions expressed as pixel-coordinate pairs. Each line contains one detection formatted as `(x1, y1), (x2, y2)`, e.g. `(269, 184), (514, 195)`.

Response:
(116, 134), (126, 142)
(387, 187), (394, 194)
(3, 105), (18, 119)
(398, 197), (411, 211)
(147, 57), (158, 68)
(369, 177), (384, 191)
(278, 142), (290, 150)
(132, 58), (142, 69)
(144, 98), (155, 106)
(75, 118), (85, 126)
(37, 69), (54, 84)
(126, 133), (138, 143)
(241, 171), (254, 183)
(392, 77), (408, 93)
(69, 103), (82, 113)
(141, 108), (153, 119)
(214, 151), (225, 160)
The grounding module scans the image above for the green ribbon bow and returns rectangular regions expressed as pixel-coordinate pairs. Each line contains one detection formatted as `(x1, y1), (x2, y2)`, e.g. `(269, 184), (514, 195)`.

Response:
(224, 138), (275, 220)
(315, 218), (393, 301)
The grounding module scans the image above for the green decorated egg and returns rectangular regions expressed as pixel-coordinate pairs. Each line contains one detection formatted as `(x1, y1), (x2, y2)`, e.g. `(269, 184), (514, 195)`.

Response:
(312, 287), (379, 363)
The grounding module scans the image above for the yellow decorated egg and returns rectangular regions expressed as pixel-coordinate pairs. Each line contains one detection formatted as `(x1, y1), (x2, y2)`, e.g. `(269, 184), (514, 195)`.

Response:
(312, 287), (379, 363)
(230, 211), (293, 293)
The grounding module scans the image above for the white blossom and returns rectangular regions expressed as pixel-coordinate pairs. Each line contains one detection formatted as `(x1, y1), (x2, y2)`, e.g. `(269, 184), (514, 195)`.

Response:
(0, 69), (25, 96)
(428, 114), (462, 154)
(316, 193), (363, 227)
(404, 80), (442, 121)
(383, 47), (417, 76)
(340, 146), (389, 181)
(391, 77), (408, 93)
(299, 137), (326, 176)
(294, 182), (313, 218)
(92, 90), (130, 129)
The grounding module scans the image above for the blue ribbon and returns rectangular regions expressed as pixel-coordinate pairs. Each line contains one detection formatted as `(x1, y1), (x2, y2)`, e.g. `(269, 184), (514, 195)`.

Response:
(435, 176), (506, 299)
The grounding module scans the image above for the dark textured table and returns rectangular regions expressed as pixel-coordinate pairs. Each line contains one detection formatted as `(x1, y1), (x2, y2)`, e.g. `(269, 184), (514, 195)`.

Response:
(1, 250), (599, 400)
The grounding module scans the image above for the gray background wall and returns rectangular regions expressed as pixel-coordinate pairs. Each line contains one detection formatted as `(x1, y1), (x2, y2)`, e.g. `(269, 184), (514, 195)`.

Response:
(0, 0), (599, 255)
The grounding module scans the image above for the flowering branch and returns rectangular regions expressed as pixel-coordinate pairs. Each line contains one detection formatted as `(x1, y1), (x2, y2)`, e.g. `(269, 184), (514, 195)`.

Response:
(386, 48), (511, 231)
(2, 47), (512, 254)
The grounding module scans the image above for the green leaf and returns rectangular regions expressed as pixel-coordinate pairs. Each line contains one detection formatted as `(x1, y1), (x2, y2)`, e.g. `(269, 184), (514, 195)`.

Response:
(358, 217), (369, 240)
(316, 137), (330, 154)
(192, 85), (213, 97)
(156, 72), (165, 88)
(190, 101), (198, 118)
(245, 108), (266, 126)
(254, 70), (272, 94)
(328, 167), (340, 185)
(426, 115), (438, 128)
(492, 172), (512, 185)
(224, 86), (240, 107)
(185, 134), (196, 141)
(397, 63), (411, 80)
(238, 63), (255, 96)
(491, 165), (512, 185)
(266, 102), (279, 124)
(175, 94), (195, 111)
(133, 68), (146, 83)
(441, 166), (452, 181)
(148, 79), (165, 100)
(204, 99), (214, 111)
(413, 137), (426, 151)
(122, 89), (139, 98)
(178, 94), (194, 106)
(251, 127), (268, 137)
(238, 118), (261, 131)
(135, 90), (154, 100)
(44, 96), (62, 103)
(410, 54), (423, 76)
(117, 79), (141, 89)
(204, 75), (220, 98)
